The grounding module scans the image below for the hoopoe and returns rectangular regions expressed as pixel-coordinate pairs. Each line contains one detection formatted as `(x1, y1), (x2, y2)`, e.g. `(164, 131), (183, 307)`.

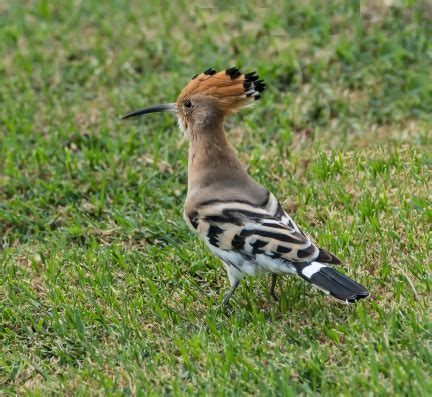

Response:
(122, 67), (369, 307)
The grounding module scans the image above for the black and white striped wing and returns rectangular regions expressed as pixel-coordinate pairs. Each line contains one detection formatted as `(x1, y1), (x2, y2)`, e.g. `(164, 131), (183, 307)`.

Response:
(184, 193), (341, 267)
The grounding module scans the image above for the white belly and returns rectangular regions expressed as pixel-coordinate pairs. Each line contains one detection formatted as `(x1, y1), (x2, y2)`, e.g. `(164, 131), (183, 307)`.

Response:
(206, 242), (296, 277)
(206, 243), (266, 276)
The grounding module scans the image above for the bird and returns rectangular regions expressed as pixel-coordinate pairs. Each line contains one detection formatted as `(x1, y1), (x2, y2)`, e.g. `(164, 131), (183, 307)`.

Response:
(122, 67), (369, 307)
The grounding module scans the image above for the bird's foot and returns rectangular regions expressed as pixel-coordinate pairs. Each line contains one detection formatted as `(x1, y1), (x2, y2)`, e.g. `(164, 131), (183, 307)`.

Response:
(270, 290), (279, 302)
(221, 280), (240, 309)
(269, 274), (279, 302)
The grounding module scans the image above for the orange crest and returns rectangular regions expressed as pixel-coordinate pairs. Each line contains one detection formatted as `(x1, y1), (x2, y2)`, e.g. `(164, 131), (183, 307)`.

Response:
(177, 67), (265, 113)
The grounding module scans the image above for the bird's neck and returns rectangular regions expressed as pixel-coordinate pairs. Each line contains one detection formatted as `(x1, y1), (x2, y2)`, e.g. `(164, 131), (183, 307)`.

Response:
(187, 124), (247, 193)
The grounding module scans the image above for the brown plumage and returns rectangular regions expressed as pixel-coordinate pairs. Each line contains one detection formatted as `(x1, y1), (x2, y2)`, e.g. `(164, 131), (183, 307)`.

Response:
(122, 67), (369, 307)
(177, 67), (265, 115)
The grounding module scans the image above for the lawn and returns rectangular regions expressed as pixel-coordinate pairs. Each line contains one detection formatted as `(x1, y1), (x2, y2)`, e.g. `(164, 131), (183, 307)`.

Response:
(1, 1), (431, 395)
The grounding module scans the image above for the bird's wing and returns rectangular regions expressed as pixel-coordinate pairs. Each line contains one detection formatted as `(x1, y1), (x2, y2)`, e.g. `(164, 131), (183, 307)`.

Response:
(184, 193), (341, 265)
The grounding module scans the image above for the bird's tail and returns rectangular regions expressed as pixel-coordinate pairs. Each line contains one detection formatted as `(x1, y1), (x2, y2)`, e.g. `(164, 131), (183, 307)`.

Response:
(296, 262), (369, 303)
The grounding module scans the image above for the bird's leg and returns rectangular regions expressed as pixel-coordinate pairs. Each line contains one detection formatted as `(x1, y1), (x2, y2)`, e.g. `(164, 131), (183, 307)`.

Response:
(269, 274), (279, 301)
(222, 262), (242, 307)
(222, 280), (240, 307)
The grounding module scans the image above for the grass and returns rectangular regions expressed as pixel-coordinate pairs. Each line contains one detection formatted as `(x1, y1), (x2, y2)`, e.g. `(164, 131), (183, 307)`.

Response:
(1, 0), (431, 395)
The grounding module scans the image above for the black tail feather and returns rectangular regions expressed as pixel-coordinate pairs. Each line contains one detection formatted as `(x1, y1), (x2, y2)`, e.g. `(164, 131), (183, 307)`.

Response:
(298, 264), (369, 303)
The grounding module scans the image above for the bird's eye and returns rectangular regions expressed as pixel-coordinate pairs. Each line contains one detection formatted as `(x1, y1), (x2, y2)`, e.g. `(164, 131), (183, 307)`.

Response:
(184, 100), (192, 108)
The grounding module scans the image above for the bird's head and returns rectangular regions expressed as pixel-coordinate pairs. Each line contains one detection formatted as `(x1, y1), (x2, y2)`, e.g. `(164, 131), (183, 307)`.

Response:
(122, 67), (265, 137)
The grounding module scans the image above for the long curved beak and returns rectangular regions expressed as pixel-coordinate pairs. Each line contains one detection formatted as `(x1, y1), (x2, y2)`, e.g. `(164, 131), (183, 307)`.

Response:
(121, 103), (177, 120)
